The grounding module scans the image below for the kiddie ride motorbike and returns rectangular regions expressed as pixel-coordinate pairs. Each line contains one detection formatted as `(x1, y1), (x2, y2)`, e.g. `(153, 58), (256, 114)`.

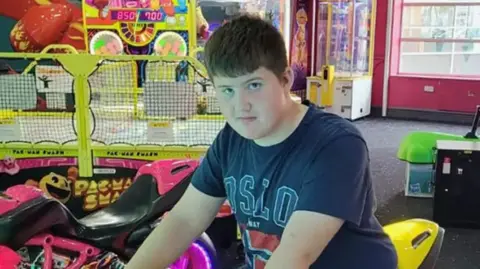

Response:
(0, 159), (231, 269)
(0, 159), (444, 269)
(384, 218), (444, 269)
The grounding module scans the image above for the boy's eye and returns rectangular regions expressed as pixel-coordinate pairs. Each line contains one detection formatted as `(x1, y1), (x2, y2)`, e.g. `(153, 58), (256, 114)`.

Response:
(222, 88), (234, 95)
(248, 82), (262, 90)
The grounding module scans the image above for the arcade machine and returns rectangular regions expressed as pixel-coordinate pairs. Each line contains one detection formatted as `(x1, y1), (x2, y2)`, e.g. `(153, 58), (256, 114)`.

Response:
(305, 0), (376, 120)
(196, 0), (296, 102)
(82, 0), (197, 84)
(433, 105), (480, 228)
(197, 0), (291, 48)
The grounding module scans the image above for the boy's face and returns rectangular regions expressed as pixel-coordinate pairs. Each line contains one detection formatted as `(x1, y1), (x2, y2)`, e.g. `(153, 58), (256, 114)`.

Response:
(213, 67), (293, 140)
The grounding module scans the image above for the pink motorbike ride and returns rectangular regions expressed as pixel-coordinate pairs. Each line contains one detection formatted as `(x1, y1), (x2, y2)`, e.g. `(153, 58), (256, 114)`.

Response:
(0, 159), (227, 268)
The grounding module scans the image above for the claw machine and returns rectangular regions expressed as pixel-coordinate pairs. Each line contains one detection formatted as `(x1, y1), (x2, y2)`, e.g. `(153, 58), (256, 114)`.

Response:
(197, 0), (291, 51)
(307, 0), (376, 120)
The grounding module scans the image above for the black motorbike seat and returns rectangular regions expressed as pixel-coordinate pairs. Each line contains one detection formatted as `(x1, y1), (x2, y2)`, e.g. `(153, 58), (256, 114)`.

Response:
(78, 174), (158, 227)
(0, 173), (191, 249)
(65, 173), (191, 247)
(0, 194), (65, 248)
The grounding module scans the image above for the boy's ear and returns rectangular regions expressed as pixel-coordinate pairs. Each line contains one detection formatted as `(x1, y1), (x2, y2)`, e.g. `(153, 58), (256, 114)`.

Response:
(283, 67), (294, 90)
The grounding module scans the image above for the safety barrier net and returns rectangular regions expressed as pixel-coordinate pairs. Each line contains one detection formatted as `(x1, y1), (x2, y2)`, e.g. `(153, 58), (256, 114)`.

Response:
(0, 56), (226, 147)
(0, 59), (77, 144)
(88, 59), (225, 146)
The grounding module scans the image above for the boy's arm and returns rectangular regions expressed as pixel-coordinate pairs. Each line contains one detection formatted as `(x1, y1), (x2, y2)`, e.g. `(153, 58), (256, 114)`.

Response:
(266, 136), (369, 268)
(126, 129), (228, 269)
(126, 185), (225, 269)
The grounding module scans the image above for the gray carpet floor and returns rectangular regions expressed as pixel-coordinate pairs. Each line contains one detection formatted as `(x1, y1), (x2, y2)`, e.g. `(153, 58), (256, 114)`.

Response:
(355, 118), (480, 269)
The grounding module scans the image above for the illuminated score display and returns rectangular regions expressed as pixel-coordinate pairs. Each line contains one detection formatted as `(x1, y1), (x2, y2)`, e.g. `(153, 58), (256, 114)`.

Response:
(110, 10), (165, 22)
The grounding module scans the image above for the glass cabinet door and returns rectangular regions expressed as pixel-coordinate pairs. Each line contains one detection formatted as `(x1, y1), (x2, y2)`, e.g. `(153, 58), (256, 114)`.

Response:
(315, 0), (373, 77)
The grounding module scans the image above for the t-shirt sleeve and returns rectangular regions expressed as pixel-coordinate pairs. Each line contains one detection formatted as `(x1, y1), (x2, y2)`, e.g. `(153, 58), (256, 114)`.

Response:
(190, 129), (226, 198)
(295, 135), (370, 226)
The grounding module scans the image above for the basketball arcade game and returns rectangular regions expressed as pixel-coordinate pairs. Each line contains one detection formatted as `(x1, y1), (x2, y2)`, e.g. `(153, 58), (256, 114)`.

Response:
(304, 0), (376, 120)
(81, 0), (224, 146)
(78, 1), (224, 219)
(0, 0), (222, 219)
(82, 0), (197, 84)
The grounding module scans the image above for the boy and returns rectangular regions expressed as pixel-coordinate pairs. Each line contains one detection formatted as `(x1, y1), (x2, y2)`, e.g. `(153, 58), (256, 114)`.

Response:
(126, 15), (397, 269)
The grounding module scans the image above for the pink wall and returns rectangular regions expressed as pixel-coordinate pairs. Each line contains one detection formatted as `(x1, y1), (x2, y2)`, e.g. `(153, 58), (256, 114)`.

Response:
(371, 1), (480, 113)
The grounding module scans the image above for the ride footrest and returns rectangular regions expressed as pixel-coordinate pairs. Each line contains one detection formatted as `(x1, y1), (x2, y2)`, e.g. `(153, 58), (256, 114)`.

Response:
(15, 247), (125, 269)
(83, 252), (126, 268)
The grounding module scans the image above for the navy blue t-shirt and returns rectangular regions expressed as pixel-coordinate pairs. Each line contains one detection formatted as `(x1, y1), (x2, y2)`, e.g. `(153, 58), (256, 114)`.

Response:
(191, 104), (397, 269)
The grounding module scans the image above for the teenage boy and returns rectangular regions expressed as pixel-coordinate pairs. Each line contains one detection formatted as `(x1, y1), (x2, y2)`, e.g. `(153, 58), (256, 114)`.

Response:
(127, 15), (397, 269)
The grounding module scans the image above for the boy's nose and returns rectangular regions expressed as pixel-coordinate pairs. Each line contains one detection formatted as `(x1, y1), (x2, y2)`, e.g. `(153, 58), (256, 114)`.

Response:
(235, 91), (252, 112)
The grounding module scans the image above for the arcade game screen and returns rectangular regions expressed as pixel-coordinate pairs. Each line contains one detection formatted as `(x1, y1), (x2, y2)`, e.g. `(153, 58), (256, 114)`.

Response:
(84, 0), (190, 56)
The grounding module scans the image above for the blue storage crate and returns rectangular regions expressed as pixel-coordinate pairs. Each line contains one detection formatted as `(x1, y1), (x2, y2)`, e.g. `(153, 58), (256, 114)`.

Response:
(405, 163), (434, 198)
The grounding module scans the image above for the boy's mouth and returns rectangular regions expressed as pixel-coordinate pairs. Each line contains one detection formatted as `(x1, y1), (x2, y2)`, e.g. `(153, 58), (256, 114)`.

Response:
(237, 117), (257, 124)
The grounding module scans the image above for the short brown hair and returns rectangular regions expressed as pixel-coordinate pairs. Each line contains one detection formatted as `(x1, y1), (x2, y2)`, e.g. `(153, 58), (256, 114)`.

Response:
(204, 14), (288, 80)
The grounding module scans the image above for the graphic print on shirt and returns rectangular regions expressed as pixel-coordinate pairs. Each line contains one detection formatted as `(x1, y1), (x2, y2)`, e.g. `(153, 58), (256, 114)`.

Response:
(241, 226), (281, 269)
(224, 175), (299, 268)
